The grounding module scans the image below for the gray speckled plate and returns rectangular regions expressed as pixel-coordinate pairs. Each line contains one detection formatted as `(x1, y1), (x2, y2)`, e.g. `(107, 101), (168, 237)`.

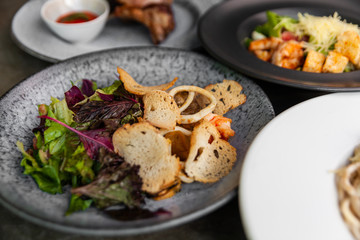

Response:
(11, 0), (222, 62)
(0, 47), (274, 236)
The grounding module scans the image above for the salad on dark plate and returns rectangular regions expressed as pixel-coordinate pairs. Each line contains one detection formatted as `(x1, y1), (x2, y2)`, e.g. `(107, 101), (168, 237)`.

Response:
(246, 11), (360, 73)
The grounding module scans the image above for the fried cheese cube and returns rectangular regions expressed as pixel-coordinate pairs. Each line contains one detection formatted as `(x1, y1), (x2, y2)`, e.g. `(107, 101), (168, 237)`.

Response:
(322, 51), (349, 73)
(302, 50), (326, 73)
(335, 30), (360, 67)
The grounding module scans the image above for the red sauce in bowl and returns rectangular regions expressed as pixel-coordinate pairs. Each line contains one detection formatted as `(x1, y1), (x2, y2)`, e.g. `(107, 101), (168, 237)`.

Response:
(56, 11), (98, 24)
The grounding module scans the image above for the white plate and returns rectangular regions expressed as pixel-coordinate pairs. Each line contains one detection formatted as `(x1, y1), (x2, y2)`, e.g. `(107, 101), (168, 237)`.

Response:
(11, 0), (221, 62)
(239, 92), (360, 240)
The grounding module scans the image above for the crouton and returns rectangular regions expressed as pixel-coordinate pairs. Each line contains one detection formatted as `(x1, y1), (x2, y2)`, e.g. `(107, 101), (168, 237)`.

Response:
(204, 80), (246, 116)
(302, 50), (326, 73)
(117, 67), (177, 95)
(335, 30), (360, 67)
(322, 51), (349, 73)
(143, 90), (180, 130)
(112, 122), (181, 195)
(185, 120), (237, 183)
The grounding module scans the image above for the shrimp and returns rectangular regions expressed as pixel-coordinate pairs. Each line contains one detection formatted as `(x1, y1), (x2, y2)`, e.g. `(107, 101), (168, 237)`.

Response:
(253, 50), (273, 62)
(249, 37), (283, 62)
(271, 40), (304, 69)
(204, 113), (235, 140)
(249, 37), (283, 51)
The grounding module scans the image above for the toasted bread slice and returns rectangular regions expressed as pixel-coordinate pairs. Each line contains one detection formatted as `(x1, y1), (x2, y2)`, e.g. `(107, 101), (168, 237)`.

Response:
(185, 120), (237, 183)
(205, 80), (246, 115)
(143, 90), (180, 130)
(112, 122), (180, 194)
(117, 67), (177, 95)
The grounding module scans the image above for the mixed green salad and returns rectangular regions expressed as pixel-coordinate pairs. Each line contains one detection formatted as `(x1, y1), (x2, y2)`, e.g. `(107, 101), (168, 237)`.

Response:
(247, 11), (298, 42)
(247, 11), (360, 53)
(246, 11), (360, 73)
(17, 78), (153, 217)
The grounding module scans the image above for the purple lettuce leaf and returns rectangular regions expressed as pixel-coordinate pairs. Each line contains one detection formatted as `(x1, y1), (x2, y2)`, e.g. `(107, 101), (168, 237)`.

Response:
(74, 100), (135, 123)
(71, 161), (144, 209)
(98, 92), (114, 101)
(65, 86), (85, 109)
(81, 79), (95, 97)
(79, 129), (113, 159)
(37, 116), (114, 158)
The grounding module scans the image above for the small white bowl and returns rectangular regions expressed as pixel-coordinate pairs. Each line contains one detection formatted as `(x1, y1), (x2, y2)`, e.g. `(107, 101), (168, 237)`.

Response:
(40, 0), (110, 43)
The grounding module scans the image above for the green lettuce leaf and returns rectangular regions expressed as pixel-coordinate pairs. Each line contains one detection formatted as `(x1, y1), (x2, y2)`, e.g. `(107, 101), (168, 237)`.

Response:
(18, 141), (63, 194)
(29, 164), (62, 194)
(18, 79), (145, 216)
(66, 194), (93, 215)
(255, 11), (298, 37)
(71, 160), (144, 209)
(101, 80), (122, 95)
(61, 144), (95, 184)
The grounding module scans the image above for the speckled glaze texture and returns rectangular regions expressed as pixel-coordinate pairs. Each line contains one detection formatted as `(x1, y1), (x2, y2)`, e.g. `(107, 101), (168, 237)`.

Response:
(0, 47), (274, 236)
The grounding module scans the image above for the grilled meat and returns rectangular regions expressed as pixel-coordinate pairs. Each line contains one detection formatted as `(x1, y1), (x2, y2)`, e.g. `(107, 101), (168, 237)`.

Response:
(111, 0), (175, 44)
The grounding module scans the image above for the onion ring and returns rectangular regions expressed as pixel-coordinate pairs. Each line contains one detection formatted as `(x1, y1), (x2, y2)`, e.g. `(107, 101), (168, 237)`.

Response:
(160, 126), (192, 136)
(178, 91), (195, 112)
(168, 85), (217, 124)
(179, 170), (194, 183)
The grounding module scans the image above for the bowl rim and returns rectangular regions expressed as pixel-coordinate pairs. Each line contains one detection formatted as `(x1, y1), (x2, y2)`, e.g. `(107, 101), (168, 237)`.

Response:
(40, 0), (110, 26)
(198, 1), (360, 91)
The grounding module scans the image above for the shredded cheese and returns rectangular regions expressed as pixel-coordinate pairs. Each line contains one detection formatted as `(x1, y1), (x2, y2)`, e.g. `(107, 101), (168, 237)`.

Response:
(294, 12), (360, 54)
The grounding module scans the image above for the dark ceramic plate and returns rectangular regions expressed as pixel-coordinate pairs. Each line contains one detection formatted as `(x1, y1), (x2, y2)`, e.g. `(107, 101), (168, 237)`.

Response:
(0, 47), (274, 236)
(198, 1), (360, 91)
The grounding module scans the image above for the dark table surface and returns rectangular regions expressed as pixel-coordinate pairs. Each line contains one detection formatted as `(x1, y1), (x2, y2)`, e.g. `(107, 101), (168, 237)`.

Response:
(1, 0), (359, 239)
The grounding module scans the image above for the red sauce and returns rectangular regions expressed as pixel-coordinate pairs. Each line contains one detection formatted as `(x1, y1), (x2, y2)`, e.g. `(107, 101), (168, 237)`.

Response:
(56, 11), (98, 24)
